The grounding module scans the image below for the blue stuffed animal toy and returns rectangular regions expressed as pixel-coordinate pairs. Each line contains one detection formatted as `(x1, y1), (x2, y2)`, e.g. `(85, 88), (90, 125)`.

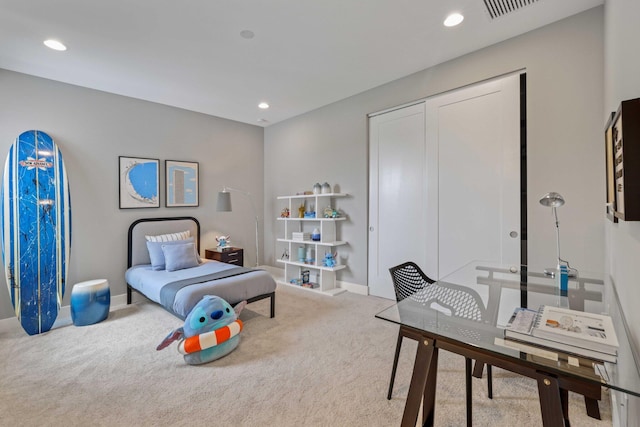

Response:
(156, 295), (246, 365)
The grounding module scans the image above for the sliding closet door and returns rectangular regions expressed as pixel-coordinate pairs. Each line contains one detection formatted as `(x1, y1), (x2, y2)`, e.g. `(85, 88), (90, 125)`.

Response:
(425, 74), (521, 279)
(368, 103), (426, 299)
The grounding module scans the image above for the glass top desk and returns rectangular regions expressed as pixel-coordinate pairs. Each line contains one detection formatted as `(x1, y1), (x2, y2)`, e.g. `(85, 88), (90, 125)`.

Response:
(375, 261), (640, 427)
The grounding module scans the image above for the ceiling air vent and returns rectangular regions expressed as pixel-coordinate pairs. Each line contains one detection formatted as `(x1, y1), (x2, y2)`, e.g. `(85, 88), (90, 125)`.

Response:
(483, 0), (541, 20)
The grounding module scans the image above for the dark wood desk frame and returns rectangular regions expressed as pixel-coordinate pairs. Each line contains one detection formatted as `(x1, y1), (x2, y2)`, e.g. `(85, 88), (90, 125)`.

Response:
(399, 324), (602, 427)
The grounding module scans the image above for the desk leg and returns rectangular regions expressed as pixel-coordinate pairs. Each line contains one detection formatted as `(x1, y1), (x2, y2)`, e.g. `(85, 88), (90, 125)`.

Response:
(584, 397), (601, 419)
(401, 337), (437, 427)
(466, 358), (473, 427)
(536, 374), (568, 427)
(423, 345), (439, 427)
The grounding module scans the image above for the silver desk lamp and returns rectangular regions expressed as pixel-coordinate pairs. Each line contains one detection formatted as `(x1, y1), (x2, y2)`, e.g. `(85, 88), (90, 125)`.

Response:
(539, 192), (577, 277)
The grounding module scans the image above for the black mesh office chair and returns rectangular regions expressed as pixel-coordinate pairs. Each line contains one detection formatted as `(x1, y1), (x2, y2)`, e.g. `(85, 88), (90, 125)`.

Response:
(387, 262), (493, 426)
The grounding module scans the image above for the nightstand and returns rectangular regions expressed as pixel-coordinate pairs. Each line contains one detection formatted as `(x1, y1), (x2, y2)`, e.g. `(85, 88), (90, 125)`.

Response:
(205, 247), (244, 266)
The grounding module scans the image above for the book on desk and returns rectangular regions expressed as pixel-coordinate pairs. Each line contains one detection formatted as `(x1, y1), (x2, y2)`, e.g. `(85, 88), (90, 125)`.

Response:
(503, 306), (619, 363)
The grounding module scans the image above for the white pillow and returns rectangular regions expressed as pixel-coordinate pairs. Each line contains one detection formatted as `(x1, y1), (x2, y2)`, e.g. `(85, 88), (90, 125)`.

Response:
(145, 230), (190, 242)
(162, 242), (200, 272)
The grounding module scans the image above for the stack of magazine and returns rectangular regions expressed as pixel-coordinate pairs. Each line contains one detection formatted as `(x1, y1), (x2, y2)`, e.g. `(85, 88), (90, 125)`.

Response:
(504, 305), (619, 363)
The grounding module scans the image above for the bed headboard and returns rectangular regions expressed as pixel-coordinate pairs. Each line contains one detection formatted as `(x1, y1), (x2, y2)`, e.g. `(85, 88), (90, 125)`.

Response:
(127, 216), (200, 267)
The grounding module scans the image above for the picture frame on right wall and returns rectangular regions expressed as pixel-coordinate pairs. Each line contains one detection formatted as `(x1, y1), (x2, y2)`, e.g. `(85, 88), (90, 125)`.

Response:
(165, 160), (199, 207)
(605, 111), (618, 222)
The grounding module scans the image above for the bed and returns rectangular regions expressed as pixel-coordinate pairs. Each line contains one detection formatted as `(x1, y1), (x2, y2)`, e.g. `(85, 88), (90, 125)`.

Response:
(125, 216), (275, 319)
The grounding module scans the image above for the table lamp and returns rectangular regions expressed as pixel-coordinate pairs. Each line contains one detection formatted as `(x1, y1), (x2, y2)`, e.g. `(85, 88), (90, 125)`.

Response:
(539, 192), (577, 277)
(216, 187), (259, 267)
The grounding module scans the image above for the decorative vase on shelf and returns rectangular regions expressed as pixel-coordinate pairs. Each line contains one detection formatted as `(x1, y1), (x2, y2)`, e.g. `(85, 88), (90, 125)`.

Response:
(311, 228), (321, 241)
(313, 183), (321, 195)
(321, 182), (331, 194)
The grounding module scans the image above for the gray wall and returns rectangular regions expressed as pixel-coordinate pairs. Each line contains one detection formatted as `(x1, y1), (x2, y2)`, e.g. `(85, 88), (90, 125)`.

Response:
(0, 69), (264, 320)
(265, 7), (605, 288)
(604, 0), (640, 424)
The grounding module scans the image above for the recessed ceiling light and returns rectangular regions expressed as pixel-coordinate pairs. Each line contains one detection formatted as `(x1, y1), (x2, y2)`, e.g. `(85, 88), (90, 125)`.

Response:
(258, 102), (269, 109)
(44, 39), (67, 51)
(444, 13), (464, 27)
(240, 30), (255, 39)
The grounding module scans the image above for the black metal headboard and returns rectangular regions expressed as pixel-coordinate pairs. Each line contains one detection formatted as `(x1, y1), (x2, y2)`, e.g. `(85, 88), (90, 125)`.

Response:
(127, 216), (200, 268)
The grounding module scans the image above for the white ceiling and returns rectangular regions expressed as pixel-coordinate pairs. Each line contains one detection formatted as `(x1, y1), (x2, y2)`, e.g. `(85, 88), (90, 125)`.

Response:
(0, 0), (603, 126)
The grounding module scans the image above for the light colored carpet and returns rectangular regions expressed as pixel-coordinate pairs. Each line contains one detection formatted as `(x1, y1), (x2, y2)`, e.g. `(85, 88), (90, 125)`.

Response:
(0, 284), (611, 426)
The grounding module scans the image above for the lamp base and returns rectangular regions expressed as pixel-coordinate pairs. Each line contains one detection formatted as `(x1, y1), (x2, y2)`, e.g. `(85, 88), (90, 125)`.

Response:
(543, 267), (577, 278)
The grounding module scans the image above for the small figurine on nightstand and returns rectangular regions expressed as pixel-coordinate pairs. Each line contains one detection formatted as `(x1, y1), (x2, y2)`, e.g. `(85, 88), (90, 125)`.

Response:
(216, 235), (231, 249)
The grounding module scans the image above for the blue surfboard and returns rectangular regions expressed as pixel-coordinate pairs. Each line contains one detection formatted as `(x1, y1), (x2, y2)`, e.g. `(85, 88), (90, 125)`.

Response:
(1, 130), (71, 335)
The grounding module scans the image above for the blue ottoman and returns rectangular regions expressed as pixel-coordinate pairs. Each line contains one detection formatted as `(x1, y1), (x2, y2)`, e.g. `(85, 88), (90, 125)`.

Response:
(71, 279), (110, 326)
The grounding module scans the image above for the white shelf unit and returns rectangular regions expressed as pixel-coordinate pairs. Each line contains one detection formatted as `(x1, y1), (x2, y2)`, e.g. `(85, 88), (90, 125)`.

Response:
(276, 193), (348, 295)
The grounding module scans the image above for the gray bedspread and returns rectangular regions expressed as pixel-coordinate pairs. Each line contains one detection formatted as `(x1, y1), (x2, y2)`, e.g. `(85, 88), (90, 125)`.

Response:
(159, 267), (253, 310)
(125, 260), (276, 319)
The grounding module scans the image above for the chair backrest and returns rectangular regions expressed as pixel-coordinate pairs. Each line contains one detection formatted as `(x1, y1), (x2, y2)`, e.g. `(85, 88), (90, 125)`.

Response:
(388, 262), (435, 303)
(388, 261), (486, 322)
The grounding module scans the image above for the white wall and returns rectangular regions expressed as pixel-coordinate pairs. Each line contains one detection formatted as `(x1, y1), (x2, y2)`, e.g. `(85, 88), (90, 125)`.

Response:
(0, 69), (264, 320)
(265, 7), (604, 288)
(604, 0), (640, 424)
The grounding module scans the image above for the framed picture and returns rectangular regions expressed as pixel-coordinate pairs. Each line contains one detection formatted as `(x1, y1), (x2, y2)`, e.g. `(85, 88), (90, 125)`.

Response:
(119, 156), (160, 209)
(165, 160), (199, 207)
(604, 111), (618, 222)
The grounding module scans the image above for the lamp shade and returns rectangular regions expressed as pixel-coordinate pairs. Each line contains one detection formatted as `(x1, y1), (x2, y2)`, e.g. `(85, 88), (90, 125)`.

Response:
(216, 191), (232, 212)
(539, 192), (565, 208)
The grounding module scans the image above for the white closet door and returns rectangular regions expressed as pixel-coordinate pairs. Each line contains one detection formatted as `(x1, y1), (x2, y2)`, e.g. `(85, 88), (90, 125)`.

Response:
(368, 102), (426, 299)
(426, 74), (521, 279)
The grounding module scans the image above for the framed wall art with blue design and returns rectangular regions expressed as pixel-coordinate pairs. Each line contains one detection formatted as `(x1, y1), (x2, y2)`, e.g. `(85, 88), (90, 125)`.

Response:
(165, 160), (199, 207)
(119, 156), (160, 209)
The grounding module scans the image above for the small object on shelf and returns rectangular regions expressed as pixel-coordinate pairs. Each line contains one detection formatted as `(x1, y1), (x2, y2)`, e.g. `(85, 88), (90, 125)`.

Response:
(321, 182), (331, 194)
(292, 232), (310, 241)
(323, 206), (339, 218)
(311, 228), (321, 241)
(304, 211), (316, 218)
(323, 252), (337, 267)
(280, 207), (290, 218)
(305, 247), (314, 264)
(290, 278), (302, 286)
(298, 203), (305, 218)
(301, 282), (318, 289)
(313, 183), (321, 194)
(301, 270), (310, 284)
(215, 235), (231, 249)
(281, 249), (289, 260)
(297, 246), (306, 263)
